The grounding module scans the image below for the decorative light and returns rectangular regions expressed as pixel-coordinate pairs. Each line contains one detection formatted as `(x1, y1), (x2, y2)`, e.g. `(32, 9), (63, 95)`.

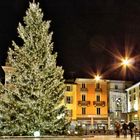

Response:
(67, 130), (71, 134)
(34, 131), (40, 137)
(74, 131), (78, 134)
(57, 113), (65, 120)
(82, 124), (86, 127)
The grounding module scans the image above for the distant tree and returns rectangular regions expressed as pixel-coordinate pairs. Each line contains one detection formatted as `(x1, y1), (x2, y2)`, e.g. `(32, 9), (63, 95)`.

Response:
(0, 1), (69, 136)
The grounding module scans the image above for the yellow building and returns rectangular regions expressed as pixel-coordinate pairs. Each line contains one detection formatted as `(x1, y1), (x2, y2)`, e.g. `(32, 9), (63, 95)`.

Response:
(65, 78), (109, 130)
(64, 82), (77, 121)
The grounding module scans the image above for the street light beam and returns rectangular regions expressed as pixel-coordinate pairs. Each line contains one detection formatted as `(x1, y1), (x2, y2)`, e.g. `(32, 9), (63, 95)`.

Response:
(94, 75), (101, 81)
(121, 58), (130, 67)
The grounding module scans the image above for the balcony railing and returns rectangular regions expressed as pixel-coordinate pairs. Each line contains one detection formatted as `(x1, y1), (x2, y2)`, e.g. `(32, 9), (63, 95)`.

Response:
(80, 87), (88, 92)
(95, 88), (102, 92)
(93, 101), (105, 107)
(110, 88), (125, 92)
(78, 101), (90, 106)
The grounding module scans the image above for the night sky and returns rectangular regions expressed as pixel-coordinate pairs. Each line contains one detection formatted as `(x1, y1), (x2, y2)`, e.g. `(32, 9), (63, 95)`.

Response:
(1, 0), (140, 81)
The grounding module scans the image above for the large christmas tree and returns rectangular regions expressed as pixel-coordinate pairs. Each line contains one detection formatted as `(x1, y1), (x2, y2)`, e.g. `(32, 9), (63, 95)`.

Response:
(0, 2), (69, 136)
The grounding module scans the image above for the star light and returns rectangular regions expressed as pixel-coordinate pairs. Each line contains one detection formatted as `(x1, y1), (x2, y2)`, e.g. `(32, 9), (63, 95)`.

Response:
(94, 75), (101, 81)
(106, 46), (140, 79)
(121, 58), (130, 66)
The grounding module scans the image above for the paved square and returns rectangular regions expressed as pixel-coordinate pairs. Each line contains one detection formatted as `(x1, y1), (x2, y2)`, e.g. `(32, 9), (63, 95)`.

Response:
(0, 135), (136, 140)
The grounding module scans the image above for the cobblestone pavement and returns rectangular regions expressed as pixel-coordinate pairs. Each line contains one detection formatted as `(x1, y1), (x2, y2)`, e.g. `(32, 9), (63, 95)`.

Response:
(0, 135), (136, 140)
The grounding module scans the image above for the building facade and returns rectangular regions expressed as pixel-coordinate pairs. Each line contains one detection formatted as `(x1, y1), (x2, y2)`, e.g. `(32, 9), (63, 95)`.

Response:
(126, 82), (140, 128)
(64, 82), (77, 121)
(108, 80), (133, 129)
(66, 78), (109, 130)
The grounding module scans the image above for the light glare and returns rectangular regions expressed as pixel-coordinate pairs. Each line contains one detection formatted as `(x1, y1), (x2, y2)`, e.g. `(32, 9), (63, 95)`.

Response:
(95, 75), (101, 81)
(121, 58), (130, 66)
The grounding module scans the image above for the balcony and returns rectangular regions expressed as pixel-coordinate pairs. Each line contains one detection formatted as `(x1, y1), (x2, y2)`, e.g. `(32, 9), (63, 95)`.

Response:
(95, 88), (102, 92)
(78, 101), (90, 106)
(93, 101), (105, 107)
(110, 88), (125, 92)
(80, 87), (88, 93)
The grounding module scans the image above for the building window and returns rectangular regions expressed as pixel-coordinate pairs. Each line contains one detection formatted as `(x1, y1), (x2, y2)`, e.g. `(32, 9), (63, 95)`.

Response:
(82, 83), (86, 88)
(129, 96), (131, 102)
(97, 108), (100, 115)
(125, 85), (128, 89)
(96, 95), (100, 101)
(133, 88), (136, 93)
(134, 94), (136, 100)
(11, 75), (16, 83)
(129, 91), (131, 94)
(66, 96), (73, 104)
(96, 83), (100, 89)
(82, 107), (86, 115)
(67, 110), (72, 117)
(66, 85), (72, 91)
(115, 85), (118, 89)
(82, 94), (86, 101)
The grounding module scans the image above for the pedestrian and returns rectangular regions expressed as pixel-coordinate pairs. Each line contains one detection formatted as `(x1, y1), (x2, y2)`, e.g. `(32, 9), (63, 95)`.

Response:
(114, 121), (121, 138)
(128, 121), (135, 138)
(122, 121), (128, 138)
(103, 126), (106, 134)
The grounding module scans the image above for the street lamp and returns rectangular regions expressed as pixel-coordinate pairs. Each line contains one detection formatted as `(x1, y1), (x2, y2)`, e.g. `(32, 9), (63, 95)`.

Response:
(121, 57), (132, 67)
(94, 75), (101, 81)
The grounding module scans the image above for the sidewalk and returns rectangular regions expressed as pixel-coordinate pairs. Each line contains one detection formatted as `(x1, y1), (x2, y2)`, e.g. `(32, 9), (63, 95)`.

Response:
(0, 135), (135, 140)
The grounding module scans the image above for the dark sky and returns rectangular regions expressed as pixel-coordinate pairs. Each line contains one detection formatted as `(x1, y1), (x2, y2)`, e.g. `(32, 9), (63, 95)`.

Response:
(1, 0), (140, 81)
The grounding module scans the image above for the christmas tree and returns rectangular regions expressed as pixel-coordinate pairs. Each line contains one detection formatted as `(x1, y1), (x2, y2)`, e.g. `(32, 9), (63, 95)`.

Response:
(0, 1), (69, 136)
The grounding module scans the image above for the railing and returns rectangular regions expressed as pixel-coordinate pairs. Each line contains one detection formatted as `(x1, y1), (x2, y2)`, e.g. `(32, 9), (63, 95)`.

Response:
(95, 88), (102, 92)
(93, 101), (105, 107)
(109, 88), (125, 92)
(80, 87), (88, 92)
(78, 101), (90, 106)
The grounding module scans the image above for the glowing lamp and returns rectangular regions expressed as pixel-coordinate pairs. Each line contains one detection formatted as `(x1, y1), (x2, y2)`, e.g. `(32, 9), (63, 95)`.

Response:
(121, 58), (131, 67)
(34, 131), (40, 137)
(94, 75), (101, 81)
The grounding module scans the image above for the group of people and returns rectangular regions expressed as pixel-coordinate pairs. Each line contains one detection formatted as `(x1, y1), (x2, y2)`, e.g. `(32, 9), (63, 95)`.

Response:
(114, 121), (135, 138)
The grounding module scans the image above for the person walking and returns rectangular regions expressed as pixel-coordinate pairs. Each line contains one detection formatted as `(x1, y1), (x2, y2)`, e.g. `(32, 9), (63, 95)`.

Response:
(128, 121), (135, 138)
(114, 121), (121, 138)
(122, 122), (128, 138)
